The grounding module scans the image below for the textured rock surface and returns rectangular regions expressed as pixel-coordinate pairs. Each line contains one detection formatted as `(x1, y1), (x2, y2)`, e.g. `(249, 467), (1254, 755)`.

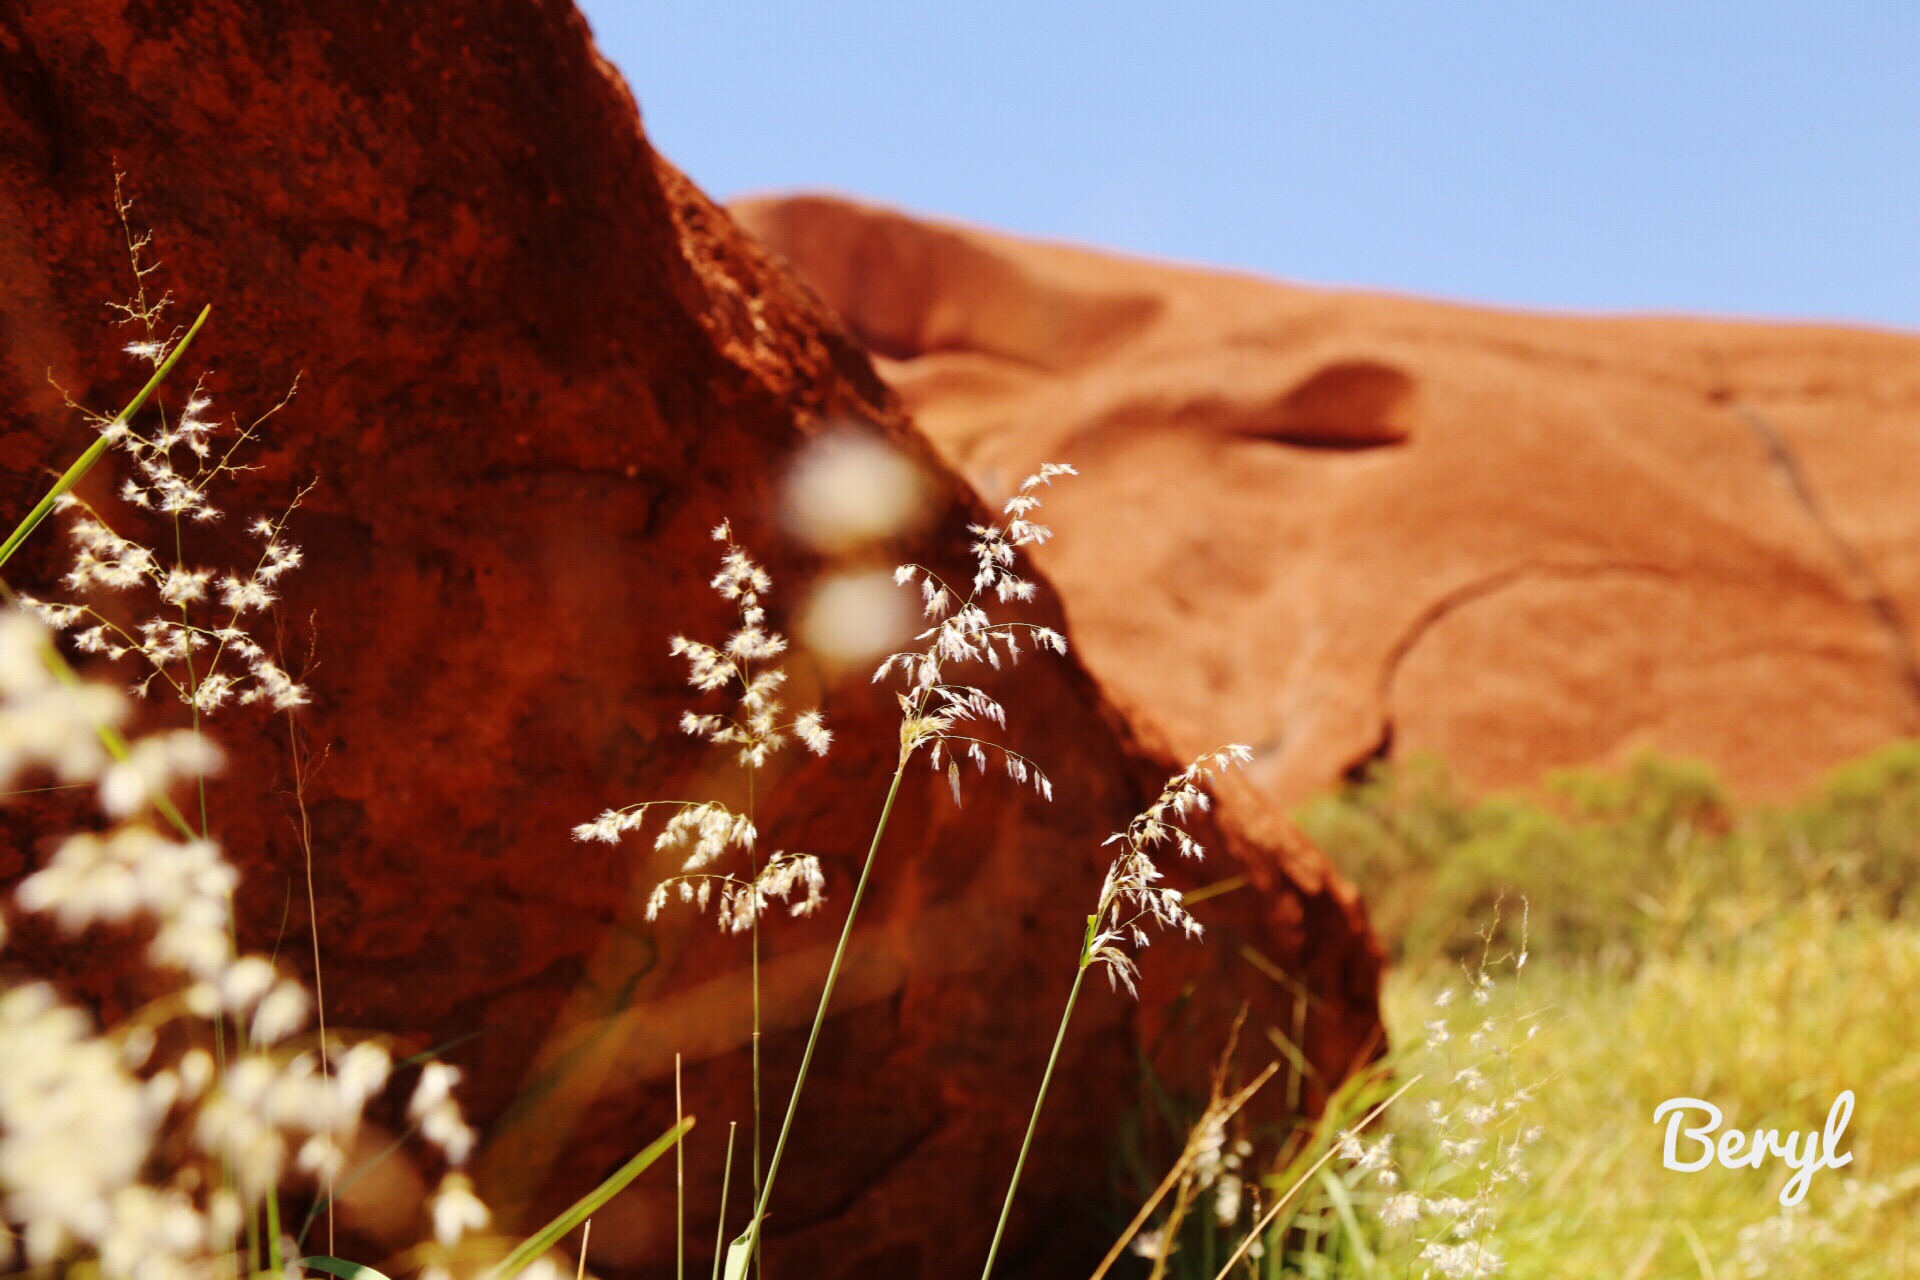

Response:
(0, 6), (1381, 1278)
(737, 194), (1920, 805)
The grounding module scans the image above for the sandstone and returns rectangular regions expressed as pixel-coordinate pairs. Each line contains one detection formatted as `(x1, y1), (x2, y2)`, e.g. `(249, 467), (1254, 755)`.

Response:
(736, 193), (1920, 805)
(0, 8), (1380, 1279)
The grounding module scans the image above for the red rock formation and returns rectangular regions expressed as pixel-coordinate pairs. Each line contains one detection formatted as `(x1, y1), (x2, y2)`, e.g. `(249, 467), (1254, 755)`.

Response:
(736, 194), (1920, 805)
(0, 7), (1380, 1279)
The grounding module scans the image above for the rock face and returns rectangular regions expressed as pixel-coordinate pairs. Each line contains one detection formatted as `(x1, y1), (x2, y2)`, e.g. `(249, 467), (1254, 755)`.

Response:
(0, 6), (1381, 1279)
(736, 194), (1920, 805)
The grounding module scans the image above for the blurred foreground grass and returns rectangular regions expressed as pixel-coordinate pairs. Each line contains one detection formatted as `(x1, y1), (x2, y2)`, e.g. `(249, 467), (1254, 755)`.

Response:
(1296, 744), (1920, 1279)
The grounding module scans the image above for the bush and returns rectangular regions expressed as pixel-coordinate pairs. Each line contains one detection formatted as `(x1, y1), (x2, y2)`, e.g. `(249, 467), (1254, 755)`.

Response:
(1298, 747), (1920, 966)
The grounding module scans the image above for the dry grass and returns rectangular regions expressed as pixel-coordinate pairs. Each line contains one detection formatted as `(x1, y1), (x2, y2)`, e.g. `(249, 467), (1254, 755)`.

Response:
(1288, 747), (1920, 1279)
(1418, 899), (1920, 1278)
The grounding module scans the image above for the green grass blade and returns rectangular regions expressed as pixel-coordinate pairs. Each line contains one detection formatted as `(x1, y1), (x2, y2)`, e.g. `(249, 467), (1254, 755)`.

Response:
(1315, 1168), (1377, 1273)
(722, 1227), (756, 1280)
(267, 1191), (285, 1274)
(0, 303), (210, 570)
(396, 1029), (489, 1070)
(295, 1257), (392, 1280)
(490, 1117), (694, 1280)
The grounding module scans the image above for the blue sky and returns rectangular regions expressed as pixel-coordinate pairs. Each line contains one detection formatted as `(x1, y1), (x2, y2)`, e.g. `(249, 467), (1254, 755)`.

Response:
(579, 2), (1918, 330)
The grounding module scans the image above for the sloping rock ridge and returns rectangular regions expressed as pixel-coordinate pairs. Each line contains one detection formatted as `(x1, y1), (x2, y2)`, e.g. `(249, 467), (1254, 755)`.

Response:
(737, 193), (1920, 805)
(0, 5), (1382, 1279)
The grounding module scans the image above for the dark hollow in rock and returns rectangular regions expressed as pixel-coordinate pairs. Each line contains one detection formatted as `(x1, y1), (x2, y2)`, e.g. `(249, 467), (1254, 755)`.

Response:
(1245, 358), (1417, 449)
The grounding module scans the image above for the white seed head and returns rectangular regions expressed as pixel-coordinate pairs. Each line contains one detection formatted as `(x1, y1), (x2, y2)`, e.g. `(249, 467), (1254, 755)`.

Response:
(429, 1173), (490, 1247)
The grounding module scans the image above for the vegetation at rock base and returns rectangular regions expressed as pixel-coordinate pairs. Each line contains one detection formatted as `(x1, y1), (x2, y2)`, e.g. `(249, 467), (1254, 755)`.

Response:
(1221, 748), (1920, 1278)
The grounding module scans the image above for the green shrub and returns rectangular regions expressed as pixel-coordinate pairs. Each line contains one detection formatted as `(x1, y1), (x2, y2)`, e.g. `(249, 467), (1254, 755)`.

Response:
(1298, 746), (1920, 966)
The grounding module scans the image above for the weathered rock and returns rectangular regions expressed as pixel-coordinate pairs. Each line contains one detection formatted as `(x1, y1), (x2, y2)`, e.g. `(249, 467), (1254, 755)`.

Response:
(736, 193), (1920, 805)
(0, 7), (1381, 1278)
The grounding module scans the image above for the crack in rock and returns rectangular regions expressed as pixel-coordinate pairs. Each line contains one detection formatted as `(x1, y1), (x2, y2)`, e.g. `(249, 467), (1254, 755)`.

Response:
(1734, 401), (1920, 728)
(1354, 560), (1685, 778)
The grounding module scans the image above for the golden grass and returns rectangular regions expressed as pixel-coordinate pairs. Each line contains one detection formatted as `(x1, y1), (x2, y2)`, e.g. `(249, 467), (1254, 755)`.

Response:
(1383, 900), (1920, 1278)
(1293, 746), (1920, 1279)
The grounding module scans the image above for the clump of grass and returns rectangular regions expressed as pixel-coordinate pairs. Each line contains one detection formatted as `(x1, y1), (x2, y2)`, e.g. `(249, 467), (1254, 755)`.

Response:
(1445, 896), (1920, 1277)
(580, 465), (1078, 1278)
(573, 522), (833, 1277)
(0, 189), (692, 1280)
(983, 745), (1254, 1279)
(1095, 920), (1526, 1280)
(1324, 909), (1543, 1279)
(0, 351), (494, 1280)
(1099, 1044), (1416, 1280)
(734, 464), (1077, 1271)
(1285, 748), (1920, 1279)
(21, 176), (310, 719)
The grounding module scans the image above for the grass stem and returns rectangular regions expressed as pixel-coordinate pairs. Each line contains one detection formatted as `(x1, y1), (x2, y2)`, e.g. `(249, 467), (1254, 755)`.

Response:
(711, 1123), (737, 1280)
(980, 963), (1086, 1279)
(738, 755), (908, 1262)
(676, 1053), (685, 1280)
(747, 766), (763, 1280)
(266, 1189), (284, 1275)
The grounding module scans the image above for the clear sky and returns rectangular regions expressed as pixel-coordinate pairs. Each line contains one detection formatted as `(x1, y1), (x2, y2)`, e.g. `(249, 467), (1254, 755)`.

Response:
(578, 2), (1919, 331)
